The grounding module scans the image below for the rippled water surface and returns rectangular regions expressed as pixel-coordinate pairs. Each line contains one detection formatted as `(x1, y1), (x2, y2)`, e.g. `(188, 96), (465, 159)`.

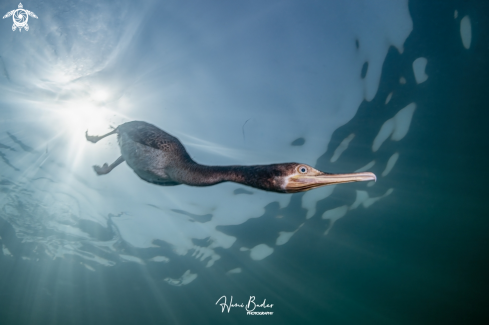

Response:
(0, 0), (488, 324)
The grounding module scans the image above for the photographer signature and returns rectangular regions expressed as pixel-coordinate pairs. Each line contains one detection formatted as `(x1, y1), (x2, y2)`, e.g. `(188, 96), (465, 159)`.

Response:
(216, 296), (273, 313)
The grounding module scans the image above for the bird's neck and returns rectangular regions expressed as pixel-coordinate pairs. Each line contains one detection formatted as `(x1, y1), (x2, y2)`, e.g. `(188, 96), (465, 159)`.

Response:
(172, 162), (281, 192)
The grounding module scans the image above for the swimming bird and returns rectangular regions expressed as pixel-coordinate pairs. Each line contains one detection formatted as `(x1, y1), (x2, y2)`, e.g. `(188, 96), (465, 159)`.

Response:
(86, 121), (376, 193)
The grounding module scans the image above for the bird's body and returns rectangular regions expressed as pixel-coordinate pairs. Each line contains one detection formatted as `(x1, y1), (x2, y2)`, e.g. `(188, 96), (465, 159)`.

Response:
(117, 121), (186, 186)
(86, 121), (376, 193)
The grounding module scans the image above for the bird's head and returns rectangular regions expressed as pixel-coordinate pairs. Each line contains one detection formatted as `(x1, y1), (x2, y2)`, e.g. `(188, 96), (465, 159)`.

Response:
(269, 163), (376, 193)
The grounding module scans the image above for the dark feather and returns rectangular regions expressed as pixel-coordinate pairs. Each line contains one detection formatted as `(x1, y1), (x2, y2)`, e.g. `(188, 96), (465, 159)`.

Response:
(118, 121), (184, 152)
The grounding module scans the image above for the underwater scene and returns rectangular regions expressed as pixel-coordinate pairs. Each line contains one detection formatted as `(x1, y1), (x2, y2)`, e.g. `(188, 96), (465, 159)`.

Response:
(0, 0), (488, 324)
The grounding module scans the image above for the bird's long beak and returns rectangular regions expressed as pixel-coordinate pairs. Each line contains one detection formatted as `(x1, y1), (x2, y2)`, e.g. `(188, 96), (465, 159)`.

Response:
(285, 172), (376, 193)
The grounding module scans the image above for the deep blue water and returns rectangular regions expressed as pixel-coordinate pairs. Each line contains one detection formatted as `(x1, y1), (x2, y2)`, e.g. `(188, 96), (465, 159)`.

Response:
(0, 0), (488, 324)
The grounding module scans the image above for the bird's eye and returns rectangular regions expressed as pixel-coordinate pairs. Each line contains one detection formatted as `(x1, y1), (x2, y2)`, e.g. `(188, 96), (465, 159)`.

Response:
(298, 166), (307, 174)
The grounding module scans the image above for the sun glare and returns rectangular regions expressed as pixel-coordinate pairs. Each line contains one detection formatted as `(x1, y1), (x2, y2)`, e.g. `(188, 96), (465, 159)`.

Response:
(60, 100), (109, 135)
(54, 87), (125, 138)
(91, 89), (110, 102)
(53, 92), (125, 171)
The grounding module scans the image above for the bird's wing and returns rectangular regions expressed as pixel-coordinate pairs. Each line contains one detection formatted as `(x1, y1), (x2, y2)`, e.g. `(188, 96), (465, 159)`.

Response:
(2, 10), (15, 19)
(26, 10), (38, 18)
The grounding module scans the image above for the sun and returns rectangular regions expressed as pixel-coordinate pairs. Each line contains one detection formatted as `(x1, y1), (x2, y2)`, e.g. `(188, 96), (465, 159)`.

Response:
(53, 87), (126, 138)
(59, 99), (111, 136)
(90, 89), (110, 102)
(47, 89), (128, 171)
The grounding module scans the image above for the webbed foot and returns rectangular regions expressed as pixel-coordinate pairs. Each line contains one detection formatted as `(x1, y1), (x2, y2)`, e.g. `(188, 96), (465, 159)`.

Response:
(92, 156), (124, 176)
(93, 163), (111, 175)
(86, 131), (102, 143)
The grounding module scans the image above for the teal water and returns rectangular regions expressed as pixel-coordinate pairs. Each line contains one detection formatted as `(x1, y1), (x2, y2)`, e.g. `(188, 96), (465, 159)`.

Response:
(0, 0), (488, 324)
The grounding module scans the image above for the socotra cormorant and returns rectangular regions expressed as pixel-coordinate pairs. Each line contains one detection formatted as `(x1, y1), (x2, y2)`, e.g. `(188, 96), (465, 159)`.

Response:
(86, 121), (376, 193)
